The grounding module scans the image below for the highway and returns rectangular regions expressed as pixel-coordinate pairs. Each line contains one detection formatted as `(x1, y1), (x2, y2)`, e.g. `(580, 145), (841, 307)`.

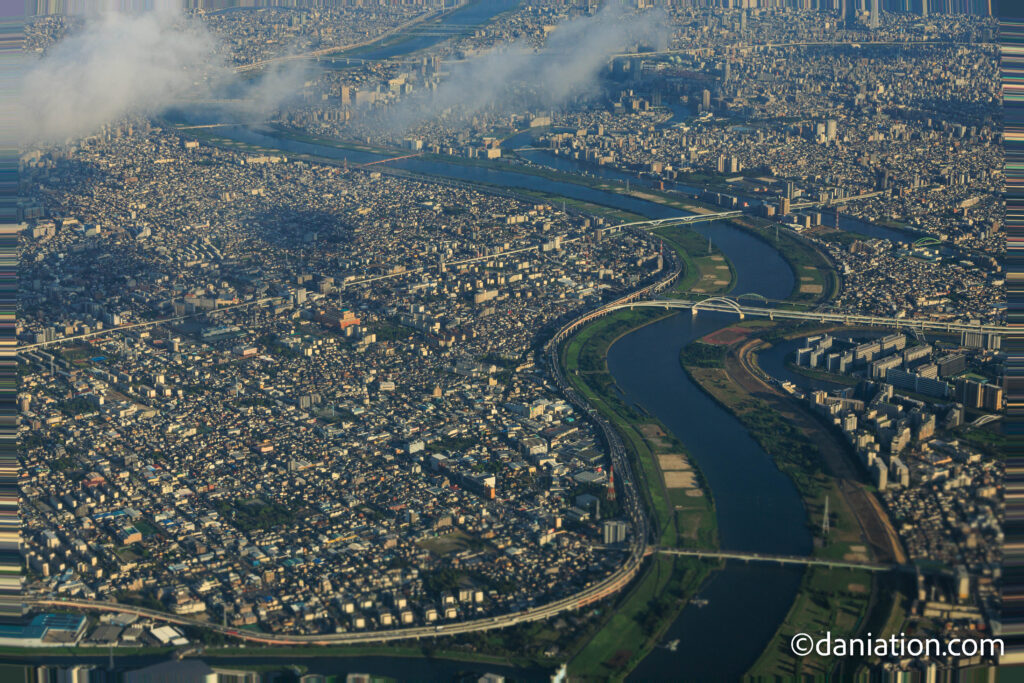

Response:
(612, 298), (1003, 336)
(19, 215), (991, 644)
(654, 548), (892, 573)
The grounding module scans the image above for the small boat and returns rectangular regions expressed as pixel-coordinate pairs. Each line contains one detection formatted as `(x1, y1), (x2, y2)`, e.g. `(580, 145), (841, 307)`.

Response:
(663, 639), (680, 651)
(692, 598), (709, 608)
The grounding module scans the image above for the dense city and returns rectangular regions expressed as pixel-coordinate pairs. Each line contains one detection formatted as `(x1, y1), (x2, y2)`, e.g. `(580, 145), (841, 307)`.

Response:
(12, 0), (1005, 680)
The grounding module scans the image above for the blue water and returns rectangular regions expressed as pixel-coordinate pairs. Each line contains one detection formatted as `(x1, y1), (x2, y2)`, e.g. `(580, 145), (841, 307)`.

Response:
(607, 226), (811, 679)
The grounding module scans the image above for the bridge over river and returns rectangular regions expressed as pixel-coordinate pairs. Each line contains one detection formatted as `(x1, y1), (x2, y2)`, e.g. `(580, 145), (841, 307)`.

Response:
(610, 298), (1003, 337)
(654, 547), (893, 572)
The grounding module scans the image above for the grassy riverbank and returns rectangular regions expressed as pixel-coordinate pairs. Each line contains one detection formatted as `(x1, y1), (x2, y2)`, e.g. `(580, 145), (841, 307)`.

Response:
(746, 566), (873, 678)
(560, 309), (719, 680)
(652, 225), (736, 296)
(679, 333), (897, 678)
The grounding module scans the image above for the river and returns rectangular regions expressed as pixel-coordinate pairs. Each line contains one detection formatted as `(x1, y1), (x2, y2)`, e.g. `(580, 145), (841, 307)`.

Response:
(608, 225), (812, 679)
(328, 0), (521, 63)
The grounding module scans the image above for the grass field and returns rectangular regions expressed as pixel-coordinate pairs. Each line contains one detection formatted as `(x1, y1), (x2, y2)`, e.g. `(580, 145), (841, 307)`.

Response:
(652, 225), (736, 297)
(746, 566), (873, 678)
(568, 556), (712, 680)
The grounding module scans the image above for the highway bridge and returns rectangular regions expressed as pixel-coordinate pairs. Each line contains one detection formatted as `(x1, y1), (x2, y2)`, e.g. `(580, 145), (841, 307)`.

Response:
(609, 297), (1003, 337)
(655, 547), (892, 572)
(611, 211), (743, 230)
(967, 413), (1002, 429)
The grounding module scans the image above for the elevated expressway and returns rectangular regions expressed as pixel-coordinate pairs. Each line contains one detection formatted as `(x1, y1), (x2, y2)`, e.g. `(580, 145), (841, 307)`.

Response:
(654, 548), (892, 573)
(21, 216), (997, 644)
(20, 221), (683, 646)
(615, 298), (1003, 337)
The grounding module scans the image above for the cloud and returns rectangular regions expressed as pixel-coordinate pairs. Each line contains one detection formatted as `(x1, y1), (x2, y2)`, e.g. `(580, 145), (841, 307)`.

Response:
(19, 11), (225, 145)
(379, 3), (668, 133)
(17, 8), (315, 146)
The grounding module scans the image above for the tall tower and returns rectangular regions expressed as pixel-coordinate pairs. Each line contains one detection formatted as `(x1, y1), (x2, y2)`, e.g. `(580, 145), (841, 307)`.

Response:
(606, 466), (616, 502)
(869, 0), (879, 28)
(822, 495), (830, 536)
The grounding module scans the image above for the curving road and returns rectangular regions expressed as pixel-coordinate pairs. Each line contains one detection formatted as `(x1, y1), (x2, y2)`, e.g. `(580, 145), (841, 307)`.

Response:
(23, 217), (686, 647)
(24, 214), (981, 645)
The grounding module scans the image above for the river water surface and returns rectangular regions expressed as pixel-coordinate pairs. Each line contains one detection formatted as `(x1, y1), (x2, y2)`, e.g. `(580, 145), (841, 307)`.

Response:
(609, 225), (812, 679)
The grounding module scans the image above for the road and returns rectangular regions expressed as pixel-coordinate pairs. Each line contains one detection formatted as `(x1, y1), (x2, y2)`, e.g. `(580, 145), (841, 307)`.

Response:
(654, 548), (893, 572)
(21, 217), (689, 646)
(614, 298), (1003, 336)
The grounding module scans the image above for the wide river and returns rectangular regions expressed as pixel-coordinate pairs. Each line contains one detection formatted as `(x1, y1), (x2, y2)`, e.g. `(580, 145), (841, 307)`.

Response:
(611, 226), (811, 679)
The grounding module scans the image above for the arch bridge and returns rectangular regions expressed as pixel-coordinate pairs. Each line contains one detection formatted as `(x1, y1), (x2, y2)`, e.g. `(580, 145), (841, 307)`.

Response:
(612, 298), (1003, 336)
(692, 296), (744, 319)
(612, 211), (744, 232)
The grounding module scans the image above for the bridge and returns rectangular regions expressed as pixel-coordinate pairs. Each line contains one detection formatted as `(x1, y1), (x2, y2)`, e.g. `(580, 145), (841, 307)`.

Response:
(691, 296), (745, 319)
(791, 190), (884, 209)
(655, 547), (892, 572)
(613, 297), (1003, 337)
(967, 413), (1002, 429)
(611, 211), (743, 230)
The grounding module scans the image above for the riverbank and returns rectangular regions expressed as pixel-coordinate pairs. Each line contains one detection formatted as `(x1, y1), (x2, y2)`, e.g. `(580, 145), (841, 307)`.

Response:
(729, 216), (839, 305)
(653, 225), (736, 296)
(560, 308), (720, 680)
(678, 326), (907, 677)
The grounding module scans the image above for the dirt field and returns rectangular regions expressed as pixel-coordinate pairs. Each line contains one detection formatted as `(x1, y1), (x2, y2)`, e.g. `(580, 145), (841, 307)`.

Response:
(700, 326), (751, 346)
